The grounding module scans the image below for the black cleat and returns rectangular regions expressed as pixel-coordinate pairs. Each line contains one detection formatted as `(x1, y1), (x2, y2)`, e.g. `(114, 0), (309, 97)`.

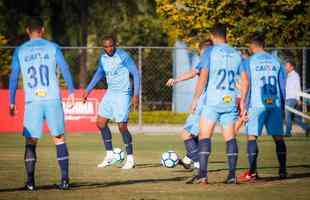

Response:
(178, 159), (192, 170)
(279, 172), (287, 179)
(24, 182), (36, 191)
(186, 175), (208, 185)
(226, 176), (237, 184)
(56, 179), (70, 190)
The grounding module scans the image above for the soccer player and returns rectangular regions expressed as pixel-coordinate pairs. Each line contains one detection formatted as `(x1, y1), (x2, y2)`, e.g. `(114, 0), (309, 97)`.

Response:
(166, 40), (212, 169)
(189, 24), (248, 184)
(9, 17), (75, 190)
(238, 33), (287, 181)
(82, 35), (140, 170)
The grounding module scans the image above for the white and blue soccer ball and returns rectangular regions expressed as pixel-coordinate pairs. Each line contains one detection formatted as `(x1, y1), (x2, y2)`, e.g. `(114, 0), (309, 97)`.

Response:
(113, 148), (125, 163)
(161, 150), (179, 168)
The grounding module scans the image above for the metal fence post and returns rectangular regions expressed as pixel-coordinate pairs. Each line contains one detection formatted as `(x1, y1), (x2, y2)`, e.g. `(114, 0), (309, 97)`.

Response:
(138, 47), (143, 133)
(302, 48), (307, 113)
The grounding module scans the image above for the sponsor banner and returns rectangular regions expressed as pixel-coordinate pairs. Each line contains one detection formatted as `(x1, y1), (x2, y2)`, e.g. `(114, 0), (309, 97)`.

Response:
(0, 89), (105, 132)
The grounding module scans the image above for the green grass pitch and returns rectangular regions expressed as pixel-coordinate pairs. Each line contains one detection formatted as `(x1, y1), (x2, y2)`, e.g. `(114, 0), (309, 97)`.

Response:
(0, 133), (310, 200)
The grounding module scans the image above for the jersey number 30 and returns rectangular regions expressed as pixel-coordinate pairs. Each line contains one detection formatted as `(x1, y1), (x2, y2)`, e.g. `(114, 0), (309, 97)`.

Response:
(27, 65), (49, 88)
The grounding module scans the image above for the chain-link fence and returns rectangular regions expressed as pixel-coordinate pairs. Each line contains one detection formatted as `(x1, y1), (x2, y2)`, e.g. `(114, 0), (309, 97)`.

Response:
(1, 46), (309, 131)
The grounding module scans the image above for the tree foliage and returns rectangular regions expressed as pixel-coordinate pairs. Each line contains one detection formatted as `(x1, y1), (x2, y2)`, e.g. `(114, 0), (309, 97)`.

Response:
(156, 0), (310, 48)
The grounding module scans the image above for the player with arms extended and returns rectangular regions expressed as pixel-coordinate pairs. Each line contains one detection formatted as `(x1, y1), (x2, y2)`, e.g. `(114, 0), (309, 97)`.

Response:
(83, 35), (140, 170)
(166, 40), (212, 169)
(238, 33), (287, 181)
(9, 16), (75, 190)
(189, 24), (248, 185)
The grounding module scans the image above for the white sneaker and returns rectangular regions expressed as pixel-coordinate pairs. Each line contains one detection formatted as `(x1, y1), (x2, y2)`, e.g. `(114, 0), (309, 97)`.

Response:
(121, 159), (135, 170)
(97, 155), (117, 168)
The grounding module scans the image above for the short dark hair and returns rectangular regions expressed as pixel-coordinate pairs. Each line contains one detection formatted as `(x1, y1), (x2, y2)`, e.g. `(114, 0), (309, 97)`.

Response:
(211, 24), (227, 38)
(27, 16), (44, 32)
(102, 35), (116, 45)
(199, 39), (213, 49)
(250, 33), (265, 48)
(284, 56), (295, 66)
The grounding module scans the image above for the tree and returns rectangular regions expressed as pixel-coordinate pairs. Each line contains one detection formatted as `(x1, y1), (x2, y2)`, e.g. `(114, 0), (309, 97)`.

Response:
(156, 0), (310, 48)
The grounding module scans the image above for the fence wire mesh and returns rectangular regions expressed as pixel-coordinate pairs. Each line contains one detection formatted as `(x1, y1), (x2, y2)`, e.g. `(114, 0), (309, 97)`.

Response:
(0, 46), (309, 129)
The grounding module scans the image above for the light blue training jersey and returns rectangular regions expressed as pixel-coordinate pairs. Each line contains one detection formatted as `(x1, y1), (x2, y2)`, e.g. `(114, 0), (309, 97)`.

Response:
(86, 48), (140, 96)
(200, 43), (242, 109)
(243, 51), (286, 108)
(9, 38), (74, 103)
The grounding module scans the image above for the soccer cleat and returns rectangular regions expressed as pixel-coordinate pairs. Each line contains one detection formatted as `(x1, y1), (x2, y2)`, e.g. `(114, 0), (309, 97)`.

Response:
(178, 158), (192, 170)
(185, 175), (208, 185)
(24, 182), (36, 191)
(121, 159), (135, 170)
(56, 179), (70, 190)
(226, 176), (237, 184)
(279, 171), (287, 179)
(97, 155), (118, 168)
(238, 170), (258, 182)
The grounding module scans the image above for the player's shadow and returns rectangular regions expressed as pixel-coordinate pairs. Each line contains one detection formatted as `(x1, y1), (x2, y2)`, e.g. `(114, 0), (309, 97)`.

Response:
(0, 176), (189, 192)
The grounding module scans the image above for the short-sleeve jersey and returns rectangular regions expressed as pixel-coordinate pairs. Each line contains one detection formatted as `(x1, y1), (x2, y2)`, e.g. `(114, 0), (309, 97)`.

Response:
(200, 43), (242, 109)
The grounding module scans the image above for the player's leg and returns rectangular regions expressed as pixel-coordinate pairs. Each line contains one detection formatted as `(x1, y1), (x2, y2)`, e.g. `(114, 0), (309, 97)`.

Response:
(23, 101), (44, 191)
(181, 113), (201, 169)
(45, 100), (70, 189)
(221, 109), (239, 184)
(285, 99), (295, 137)
(52, 135), (70, 189)
(96, 94), (117, 167)
(239, 108), (265, 182)
(191, 107), (218, 184)
(114, 94), (134, 169)
(24, 137), (38, 191)
(266, 107), (287, 178)
(118, 122), (135, 169)
(273, 136), (287, 178)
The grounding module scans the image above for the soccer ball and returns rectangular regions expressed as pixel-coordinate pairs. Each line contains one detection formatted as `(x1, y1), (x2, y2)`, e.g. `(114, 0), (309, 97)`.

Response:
(113, 148), (125, 163)
(161, 150), (179, 168)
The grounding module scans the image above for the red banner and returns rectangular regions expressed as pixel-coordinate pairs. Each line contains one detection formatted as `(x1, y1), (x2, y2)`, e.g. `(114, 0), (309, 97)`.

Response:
(0, 89), (106, 133)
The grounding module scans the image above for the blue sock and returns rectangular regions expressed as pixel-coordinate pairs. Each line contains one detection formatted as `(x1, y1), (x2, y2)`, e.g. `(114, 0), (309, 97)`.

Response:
(198, 138), (211, 179)
(121, 130), (133, 155)
(56, 143), (69, 181)
(24, 144), (36, 184)
(100, 127), (113, 151)
(247, 140), (258, 174)
(184, 138), (199, 162)
(226, 138), (238, 178)
(275, 140), (287, 174)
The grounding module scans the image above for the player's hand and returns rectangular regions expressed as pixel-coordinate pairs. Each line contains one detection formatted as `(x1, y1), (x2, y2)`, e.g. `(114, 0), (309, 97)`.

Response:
(166, 78), (176, 87)
(82, 91), (89, 104)
(67, 93), (75, 109)
(9, 104), (16, 116)
(132, 95), (139, 111)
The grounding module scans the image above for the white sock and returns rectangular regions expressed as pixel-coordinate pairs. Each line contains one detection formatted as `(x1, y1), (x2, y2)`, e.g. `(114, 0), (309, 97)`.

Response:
(127, 154), (134, 162)
(106, 150), (113, 157)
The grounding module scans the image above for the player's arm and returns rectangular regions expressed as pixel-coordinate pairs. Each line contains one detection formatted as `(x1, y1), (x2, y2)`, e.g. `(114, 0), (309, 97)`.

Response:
(166, 67), (197, 87)
(124, 53), (140, 110)
(9, 48), (21, 116)
(83, 60), (105, 102)
(278, 64), (287, 110)
(56, 46), (75, 107)
(239, 62), (249, 117)
(189, 47), (211, 113)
